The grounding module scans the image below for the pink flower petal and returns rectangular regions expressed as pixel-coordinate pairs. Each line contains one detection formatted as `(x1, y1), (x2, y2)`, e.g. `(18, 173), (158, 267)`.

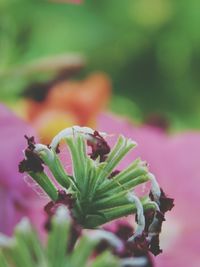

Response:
(0, 104), (44, 235)
(97, 112), (200, 267)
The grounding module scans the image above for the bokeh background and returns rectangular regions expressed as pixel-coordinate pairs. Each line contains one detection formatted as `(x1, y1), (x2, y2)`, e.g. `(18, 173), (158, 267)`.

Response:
(1, 1), (200, 267)
(1, 0), (200, 130)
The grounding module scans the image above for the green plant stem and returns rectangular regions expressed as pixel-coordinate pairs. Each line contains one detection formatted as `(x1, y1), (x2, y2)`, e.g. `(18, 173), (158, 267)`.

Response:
(29, 171), (58, 201)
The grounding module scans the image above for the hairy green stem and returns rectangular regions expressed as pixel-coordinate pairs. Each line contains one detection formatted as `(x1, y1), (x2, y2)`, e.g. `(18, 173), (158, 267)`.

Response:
(29, 172), (58, 201)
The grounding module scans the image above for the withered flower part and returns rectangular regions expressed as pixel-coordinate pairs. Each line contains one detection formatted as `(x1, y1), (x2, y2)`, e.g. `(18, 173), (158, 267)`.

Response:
(44, 190), (82, 252)
(96, 223), (153, 267)
(148, 186), (174, 255)
(87, 130), (110, 161)
(108, 170), (121, 179)
(96, 222), (134, 254)
(47, 143), (60, 153)
(144, 176), (174, 256)
(149, 235), (162, 256)
(150, 188), (174, 213)
(142, 209), (156, 232)
(45, 190), (74, 217)
(55, 144), (60, 154)
(145, 210), (165, 256)
(125, 233), (149, 257)
(143, 185), (173, 256)
(114, 222), (134, 241)
(44, 190), (80, 251)
(135, 208), (165, 256)
(159, 188), (175, 213)
(44, 190), (74, 229)
(24, 135), (36, 149)
(19, 135), (44, 173)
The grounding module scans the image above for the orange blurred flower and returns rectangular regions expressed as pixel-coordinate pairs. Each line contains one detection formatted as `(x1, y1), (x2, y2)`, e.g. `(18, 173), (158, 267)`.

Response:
(24, 73), (111, 144)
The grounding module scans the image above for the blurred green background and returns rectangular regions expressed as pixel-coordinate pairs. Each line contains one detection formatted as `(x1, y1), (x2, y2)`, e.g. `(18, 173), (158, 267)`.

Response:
(1, 0), (200, 130)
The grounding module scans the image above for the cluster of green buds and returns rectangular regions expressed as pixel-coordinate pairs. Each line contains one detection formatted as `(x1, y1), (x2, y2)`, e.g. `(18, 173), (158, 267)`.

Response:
(0, 207), (121, 267)
(16, 126), (174, 264)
